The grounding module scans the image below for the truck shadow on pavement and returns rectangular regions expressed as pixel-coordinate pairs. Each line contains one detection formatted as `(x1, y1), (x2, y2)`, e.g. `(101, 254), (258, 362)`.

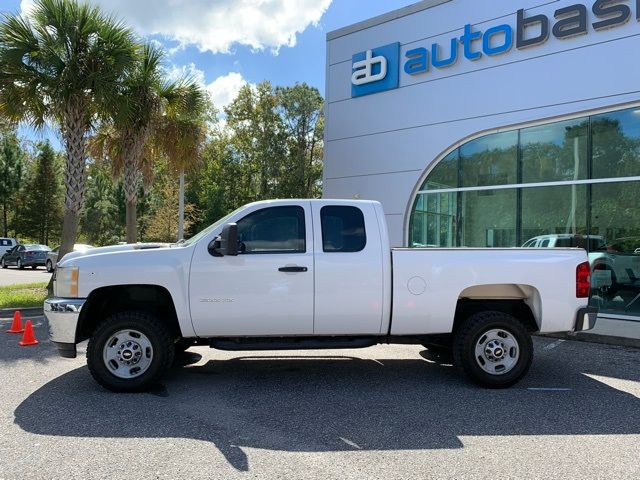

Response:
(13, 341), (640, 472)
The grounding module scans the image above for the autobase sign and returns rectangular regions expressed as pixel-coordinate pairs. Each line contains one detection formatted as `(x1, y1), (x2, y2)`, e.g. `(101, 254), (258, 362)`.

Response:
(351, 0), (640, 97)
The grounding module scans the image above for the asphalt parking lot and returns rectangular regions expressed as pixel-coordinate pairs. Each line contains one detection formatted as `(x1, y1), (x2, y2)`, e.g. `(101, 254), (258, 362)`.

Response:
(1, 317), (639, 479)
(0, 267), (51, 286)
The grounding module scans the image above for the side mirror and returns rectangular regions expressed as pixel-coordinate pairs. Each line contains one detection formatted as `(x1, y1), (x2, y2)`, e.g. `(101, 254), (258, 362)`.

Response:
(208, 223), (239, 257)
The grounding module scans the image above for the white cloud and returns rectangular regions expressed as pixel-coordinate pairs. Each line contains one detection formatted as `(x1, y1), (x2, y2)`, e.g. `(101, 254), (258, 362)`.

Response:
(166, 64), (249, 110)
(206, 72), (248, 110)
(21, 0), (332, 54)
(166, 63), (206, 86)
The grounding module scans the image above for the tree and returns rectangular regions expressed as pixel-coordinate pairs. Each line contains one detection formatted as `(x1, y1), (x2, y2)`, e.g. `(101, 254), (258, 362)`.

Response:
(276, 83), (324, 198)
(187, 82), (326, 236)
(225, 82), (288, 200)
(0, 0), (136, 260)
(0, 128), (23, 236)
(146, 177), (198, 243)
(80, 165), (122, 246)
(13, 141), (63, 244)
(92, 67), (209, 242)
(90, 43), (165, 243)
(156, 82), (209, 240)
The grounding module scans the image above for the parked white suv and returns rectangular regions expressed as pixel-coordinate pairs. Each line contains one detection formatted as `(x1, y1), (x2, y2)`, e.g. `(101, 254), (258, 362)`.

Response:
(0, 237), (17, 254)
(522, 234), (640, 308)
(45, 200), (596, 392)
(522, 234), (605, 250)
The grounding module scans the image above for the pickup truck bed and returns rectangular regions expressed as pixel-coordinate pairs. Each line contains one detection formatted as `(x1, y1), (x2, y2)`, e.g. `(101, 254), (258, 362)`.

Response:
(391, 248), (584, 336)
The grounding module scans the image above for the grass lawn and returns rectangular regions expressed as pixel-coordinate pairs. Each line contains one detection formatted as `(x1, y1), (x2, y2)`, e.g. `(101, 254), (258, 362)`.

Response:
(0, 283), (48, 309)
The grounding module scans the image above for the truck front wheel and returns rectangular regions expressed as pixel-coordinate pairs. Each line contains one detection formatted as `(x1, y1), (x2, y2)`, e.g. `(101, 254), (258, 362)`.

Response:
(87, 311), (175, 392)
(453, 311), (533, 388)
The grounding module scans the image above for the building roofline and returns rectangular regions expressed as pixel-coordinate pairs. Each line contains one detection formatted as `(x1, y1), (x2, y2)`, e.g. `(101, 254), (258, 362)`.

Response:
(326, 0), (451, 41)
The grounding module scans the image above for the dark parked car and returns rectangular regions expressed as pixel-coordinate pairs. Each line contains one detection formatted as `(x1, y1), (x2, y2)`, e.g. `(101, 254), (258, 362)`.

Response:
(1, 244), (51, 269)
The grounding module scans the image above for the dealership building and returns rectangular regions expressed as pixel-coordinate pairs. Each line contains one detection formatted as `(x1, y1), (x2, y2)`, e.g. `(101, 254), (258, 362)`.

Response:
(324, 0), (640, 320)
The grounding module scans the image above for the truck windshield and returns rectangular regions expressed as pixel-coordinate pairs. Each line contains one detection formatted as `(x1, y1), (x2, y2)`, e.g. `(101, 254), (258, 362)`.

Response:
(181, 207), (244, 247)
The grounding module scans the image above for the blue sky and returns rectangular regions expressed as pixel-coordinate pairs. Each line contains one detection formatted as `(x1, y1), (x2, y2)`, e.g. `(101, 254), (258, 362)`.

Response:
(3, 0), (416, 147)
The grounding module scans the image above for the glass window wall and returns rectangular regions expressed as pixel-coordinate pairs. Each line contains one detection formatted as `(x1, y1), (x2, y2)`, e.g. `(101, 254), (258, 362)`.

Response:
(410, 105), (640, 318)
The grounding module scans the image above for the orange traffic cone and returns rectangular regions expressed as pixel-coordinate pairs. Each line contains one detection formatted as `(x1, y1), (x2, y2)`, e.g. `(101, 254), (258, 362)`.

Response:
(18, 320), (38, 346)
(6, 310), (24, 334)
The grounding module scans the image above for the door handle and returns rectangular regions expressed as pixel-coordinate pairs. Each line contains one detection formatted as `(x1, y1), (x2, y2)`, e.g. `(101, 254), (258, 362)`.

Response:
(278, 266), (308, 273)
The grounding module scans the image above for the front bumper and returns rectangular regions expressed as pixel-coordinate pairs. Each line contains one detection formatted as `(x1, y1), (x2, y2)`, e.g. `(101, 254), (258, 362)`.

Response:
(574, 306), (598, 332)
(43, 297), (86, 358)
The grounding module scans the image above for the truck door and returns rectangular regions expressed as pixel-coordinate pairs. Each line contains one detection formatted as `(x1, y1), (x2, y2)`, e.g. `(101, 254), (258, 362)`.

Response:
(311, 203), (385, 335)
(189, 202), (314, 336)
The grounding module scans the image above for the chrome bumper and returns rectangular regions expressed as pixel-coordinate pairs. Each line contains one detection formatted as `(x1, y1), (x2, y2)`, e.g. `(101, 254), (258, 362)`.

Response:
(44, 298), (85, 354)
(574, 306), (598, 332)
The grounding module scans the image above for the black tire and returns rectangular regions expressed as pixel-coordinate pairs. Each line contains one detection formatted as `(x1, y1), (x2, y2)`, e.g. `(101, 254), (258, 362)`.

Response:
(1, 258), (6, 269)
(453, 311), (533, 389)
(17, 258), (23, 269)
(46, 260), (54, 272)
(87, 311), (175, 392)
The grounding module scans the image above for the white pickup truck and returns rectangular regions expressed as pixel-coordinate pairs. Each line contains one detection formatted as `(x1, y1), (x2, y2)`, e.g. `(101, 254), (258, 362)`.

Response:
(44, 199), (597, 392)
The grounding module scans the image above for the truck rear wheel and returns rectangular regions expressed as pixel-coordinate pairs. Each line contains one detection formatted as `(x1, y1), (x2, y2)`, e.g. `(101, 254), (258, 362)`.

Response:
(453, 311), (533, 388)
(87, 311), (175, 392)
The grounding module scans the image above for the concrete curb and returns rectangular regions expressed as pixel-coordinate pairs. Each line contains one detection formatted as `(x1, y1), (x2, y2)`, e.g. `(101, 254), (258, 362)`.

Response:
(542, 332), (640, 349)
(0, 306), (44, 319)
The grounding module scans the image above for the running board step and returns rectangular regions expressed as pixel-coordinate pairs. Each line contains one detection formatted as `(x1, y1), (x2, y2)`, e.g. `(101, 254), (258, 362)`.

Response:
(209, 336), (379, 351)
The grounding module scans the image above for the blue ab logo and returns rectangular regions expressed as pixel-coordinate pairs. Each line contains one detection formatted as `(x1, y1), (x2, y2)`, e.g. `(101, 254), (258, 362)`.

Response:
(351, 42), (400, 98)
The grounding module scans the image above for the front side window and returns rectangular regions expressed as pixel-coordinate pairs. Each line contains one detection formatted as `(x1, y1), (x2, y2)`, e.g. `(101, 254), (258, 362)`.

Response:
(236, 206), (305, 254)
(321, 206), (366, 252)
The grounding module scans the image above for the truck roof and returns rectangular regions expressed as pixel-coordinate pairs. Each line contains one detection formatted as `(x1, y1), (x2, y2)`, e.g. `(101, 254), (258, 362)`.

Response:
(242, 198), (382, 208)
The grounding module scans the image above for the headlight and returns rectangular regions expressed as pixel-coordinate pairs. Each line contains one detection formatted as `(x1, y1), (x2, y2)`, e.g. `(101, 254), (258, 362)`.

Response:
(55, 266), (79, 298)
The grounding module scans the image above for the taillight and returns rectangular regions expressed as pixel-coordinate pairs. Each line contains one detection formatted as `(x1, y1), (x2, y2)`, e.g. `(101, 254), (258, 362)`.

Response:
(576, 261), (591, 298)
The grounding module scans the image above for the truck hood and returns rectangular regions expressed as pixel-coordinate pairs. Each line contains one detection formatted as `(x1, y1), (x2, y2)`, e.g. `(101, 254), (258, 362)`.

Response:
(60, 243), (170, 265)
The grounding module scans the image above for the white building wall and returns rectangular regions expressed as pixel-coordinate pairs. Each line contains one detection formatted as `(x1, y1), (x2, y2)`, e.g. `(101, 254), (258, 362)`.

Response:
(324, 0), (640, 246)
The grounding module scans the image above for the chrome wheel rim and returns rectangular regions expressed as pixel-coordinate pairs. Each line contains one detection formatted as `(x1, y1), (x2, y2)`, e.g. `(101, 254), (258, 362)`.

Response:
(102, 329), (153, 379)
(474, 328), (519, 376)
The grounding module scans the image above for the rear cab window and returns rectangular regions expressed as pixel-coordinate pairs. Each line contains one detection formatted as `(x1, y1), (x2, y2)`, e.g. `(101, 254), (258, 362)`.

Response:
(320, 206), (366, 253)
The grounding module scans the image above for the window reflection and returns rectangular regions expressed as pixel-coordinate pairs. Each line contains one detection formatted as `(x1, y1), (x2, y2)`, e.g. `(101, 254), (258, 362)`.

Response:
(521, 119), (588, 183)
(421, 149), (458, 190)
(460, 131), (518, 187)
(411, 192), (457, 247)
(592, 109), (640, 179)
(521, 185), (587, 241)
(409, 105), (640, 317)
(461, 189), (517, 247)
(590, 182), (640, 315)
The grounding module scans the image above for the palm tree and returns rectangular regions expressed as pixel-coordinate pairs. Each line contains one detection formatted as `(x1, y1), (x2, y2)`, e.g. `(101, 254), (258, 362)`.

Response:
(91, 51), (208, 242)
(0, 0), (136, 260)
(90, 43), (165, 243)
(157, 82), (209, 240)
